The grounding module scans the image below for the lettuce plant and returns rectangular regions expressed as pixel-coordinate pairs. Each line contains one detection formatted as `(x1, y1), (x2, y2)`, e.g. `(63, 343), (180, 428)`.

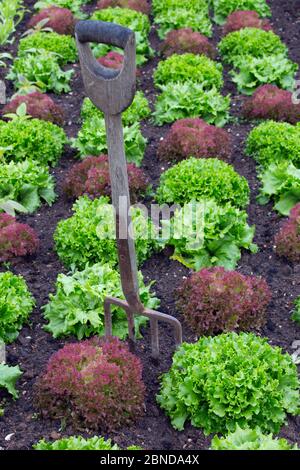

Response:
(154, 54), (223, 90)
(242, 85), (300, 124)
(54, 196), (160, 269)
(275, 204), (300, 262)
(258, 162), (300, 216)
(43, 263), (159, 340)
(223, 10), (272, 34)
(36, 336), (145, 430)
(64, 155), (149, 202)
(157, 118), (231, 162)
(161, 29), (216, 59)
(153, 83), (231, 127)
(0, 271), (35, 343)
(153, 0), (207, 15)
(211, 426), (299, 450)
(27, 6), (76, 35)
(0, 214), (39, 262)
(219, 28), (287, 67)
(177, 267), (270, 335)
(157, 332), (299, 434)
(34, 435), (141, 450)
(34, 0), (90, 19)
(18, 31), (77, 65)
(91, 8), (153, 65)
(0, 118), (67, 166)
(231, 54), (298, 95)
(96, 0), (150, 15)
(246, 121), (300, 169)
(156, 158), (249, 208)
(153, 0), (212, 39)
(163, 199), (257, 271)
(211, 0), (271, 25)
(292, 296), (300, 325)
(0, 363), (22, 399)
(2, 91), (64, 125)
(81, 91), (150, 125)
(0, 159), (56, 213)
(72, 117), (146, 166)
(7, 49), (74, 94)
(97, 51), (124, 69)
(0, 0), (25, 46)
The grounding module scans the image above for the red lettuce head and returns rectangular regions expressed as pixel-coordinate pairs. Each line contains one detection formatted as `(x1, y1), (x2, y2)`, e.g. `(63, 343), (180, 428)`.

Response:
(64, 155), (148, 202)
(158, 118), (231, 162)
(177, 267), (271, 335)
(161, 28), (216, 59)
(224, 10), (272, 34)
(242, 84), (300, 124)
(275, 204), (300, 262)
(2, 92), (64, 125)
(27, 7), (75, 35)
(0, 214), (39, 262)
(36, 336), (145, 430)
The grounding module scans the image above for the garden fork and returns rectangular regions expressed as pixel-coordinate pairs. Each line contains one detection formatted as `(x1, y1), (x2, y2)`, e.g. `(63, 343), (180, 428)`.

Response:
(75, 20), (182, 358)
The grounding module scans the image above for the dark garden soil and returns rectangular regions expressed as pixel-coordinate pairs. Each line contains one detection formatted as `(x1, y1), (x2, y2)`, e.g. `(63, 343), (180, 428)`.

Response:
(0, 0), (299, 451)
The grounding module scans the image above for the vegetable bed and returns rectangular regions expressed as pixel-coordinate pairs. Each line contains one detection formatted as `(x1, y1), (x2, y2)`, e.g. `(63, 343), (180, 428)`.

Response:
(0, 0), (299, 450)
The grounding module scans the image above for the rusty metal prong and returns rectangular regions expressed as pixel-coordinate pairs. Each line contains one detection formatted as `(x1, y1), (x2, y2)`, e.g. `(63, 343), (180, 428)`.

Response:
(104, 296), (114, 337)
(103, 296), (183, 358)
(126, 308), (135, 343)
(142, 307), (183, 348)
(150, 319), (159, 360)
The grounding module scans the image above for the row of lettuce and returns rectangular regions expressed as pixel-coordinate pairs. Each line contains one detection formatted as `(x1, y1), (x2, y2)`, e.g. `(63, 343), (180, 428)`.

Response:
(0, 0), (299, 451)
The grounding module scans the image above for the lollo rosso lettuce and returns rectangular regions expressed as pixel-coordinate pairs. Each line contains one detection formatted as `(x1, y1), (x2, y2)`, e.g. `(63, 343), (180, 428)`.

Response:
(27, 6), (76, 35)
(242, 85), (300, 124)
(157, 118), (231, 163)
(2, 92), (64, 126)
(162, 199), (257, 271)
(157, 332), (299, 434)
(223, 10), (272, 34)
(177, 267), (270, 335)
(153, 82), (231, 127)
(0, 159), (56, 213)
(160, 29), (216, 59)
(36, 336), (145, 430)
(257, 162), (300, 216)
(34, 0), (91, 19)
(0, 214), (39, 263)
(275, 204), (300, 263)
(43, 263), (159, 340)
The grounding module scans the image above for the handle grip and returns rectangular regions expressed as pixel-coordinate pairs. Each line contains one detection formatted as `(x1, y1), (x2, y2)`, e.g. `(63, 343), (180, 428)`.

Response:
(75, 20), (134, 49)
